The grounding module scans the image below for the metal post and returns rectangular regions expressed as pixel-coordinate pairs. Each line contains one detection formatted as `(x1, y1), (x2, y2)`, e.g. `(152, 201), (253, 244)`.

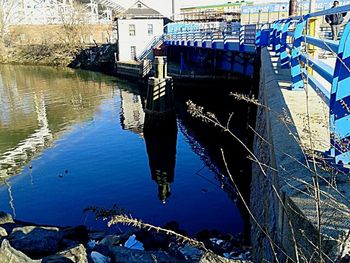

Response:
(290, 20), (306, 90)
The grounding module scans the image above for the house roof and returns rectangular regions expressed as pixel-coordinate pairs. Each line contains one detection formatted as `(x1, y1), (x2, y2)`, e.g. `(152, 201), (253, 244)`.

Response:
(118, 1), (164, 19)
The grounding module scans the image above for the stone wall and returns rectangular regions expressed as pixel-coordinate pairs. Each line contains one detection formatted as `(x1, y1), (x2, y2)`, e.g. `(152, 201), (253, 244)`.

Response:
(250, 47), (350, 262)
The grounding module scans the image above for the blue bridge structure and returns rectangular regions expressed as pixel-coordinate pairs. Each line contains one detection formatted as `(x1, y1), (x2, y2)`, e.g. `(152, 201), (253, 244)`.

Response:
(160, 4), (350, 171)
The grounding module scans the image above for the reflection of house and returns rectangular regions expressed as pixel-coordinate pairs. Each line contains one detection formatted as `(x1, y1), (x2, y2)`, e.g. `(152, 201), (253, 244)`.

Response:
(180, 2), (253, 22)
(119, 90), (145, 134)
(116, 1), (165, 61)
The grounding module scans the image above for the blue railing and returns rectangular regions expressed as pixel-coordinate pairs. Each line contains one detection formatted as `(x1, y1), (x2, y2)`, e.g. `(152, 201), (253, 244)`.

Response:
(164, 22), (256, 53)
(164, 5), (350, 169)
(260, 5), (350, 169)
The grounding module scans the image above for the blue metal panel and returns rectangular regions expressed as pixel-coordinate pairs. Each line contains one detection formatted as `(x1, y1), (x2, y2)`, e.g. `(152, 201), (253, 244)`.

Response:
(300, 54), (334, 83)
(275, 21), (283, 56)
(304, 36), (339, 53)
(290, 19), (306, 90)
(329, 21), (350, 166)
(280, 19), (291, 68)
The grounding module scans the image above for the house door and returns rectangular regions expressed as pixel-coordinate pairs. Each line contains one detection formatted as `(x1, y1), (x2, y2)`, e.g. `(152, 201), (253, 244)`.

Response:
(131, 46), (136, 60)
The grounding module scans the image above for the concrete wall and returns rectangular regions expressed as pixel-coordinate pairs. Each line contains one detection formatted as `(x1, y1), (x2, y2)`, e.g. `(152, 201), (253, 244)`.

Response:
(117, 18), (163, 61)
(251, 47), (350, 262)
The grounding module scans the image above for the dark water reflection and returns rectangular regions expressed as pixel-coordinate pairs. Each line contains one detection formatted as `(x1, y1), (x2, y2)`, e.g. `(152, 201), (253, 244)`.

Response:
(0, 65), (249, 236)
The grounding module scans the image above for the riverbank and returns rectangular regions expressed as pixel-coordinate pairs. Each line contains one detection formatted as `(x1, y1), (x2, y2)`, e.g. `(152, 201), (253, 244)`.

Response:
(0, 211), (251, 263)
(0, 44), (82, 67)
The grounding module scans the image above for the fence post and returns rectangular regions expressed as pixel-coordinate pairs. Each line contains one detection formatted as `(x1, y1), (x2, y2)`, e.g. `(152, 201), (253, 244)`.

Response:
(290, 19), (306, 90)
(280, 19), (291, 68)
(239, 25), (245, 51)
(329, 21), (350, 166)
(269, 22), (277, 49)
(275, 21), (284, 56)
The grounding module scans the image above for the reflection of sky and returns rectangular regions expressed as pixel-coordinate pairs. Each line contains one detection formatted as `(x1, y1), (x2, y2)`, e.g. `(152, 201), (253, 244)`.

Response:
(0, 67), (244, 236)
(0, 95), (243, 235)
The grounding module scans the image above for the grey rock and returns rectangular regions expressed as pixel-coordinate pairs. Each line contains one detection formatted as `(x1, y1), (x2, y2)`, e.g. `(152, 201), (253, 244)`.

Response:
(9, 226), (63, 258)
(0, 212), (14, 225)
(199, 252), (249, 263)
(0, 226), (8, 237)
(99, 235), (120, 247)
(62, 225), (88, 244)
(109, 246), (181, 263)
(179, 244), (204, 261)
(0, 239), (39, 263)
(88, 231), (106, 241)
(42, 244), (88, 263)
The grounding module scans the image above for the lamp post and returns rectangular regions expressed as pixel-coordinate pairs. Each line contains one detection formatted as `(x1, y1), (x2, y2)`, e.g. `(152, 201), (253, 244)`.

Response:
(171, 0), (175, 21)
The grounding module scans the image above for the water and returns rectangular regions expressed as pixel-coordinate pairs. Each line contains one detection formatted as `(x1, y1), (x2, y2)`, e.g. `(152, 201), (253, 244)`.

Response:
(0, 65), (249, 236)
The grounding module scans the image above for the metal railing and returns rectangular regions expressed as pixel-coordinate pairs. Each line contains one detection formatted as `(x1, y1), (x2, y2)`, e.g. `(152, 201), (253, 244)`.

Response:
(164, 22), (256, 53)
(259, 4), (350, 169)
(136, 36), (164, 62)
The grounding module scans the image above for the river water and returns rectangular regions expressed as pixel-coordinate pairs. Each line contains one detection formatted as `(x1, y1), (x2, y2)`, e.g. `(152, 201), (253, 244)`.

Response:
(0, 65), (252, 236)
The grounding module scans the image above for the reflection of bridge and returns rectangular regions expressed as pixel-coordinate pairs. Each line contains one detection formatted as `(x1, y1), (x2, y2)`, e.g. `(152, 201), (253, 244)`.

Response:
(10, 0), (125, 25)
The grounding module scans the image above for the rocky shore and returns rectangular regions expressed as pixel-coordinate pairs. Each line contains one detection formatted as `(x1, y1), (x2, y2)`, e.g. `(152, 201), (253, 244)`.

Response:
(0, 212), (251, 263)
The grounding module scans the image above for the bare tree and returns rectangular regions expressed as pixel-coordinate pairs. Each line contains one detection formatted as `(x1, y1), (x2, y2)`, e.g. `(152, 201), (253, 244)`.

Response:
(0, 0), (19, 42)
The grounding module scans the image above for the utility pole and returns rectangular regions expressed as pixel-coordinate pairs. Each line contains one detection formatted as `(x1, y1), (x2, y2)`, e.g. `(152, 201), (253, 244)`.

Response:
(172, 0), (175, 21)
(289, 0), (297, 16)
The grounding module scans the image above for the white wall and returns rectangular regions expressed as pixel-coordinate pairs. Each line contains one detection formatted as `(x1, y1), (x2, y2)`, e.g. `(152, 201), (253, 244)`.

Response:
(117, 18), (164, 61)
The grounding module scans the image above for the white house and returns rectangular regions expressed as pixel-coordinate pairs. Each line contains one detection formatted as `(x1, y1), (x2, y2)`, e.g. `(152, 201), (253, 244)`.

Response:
(116, 1), (165, 62)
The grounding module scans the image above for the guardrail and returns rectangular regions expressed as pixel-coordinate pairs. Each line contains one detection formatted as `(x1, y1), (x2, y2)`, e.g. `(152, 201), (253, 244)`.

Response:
(136, 36), (164, 62)
(257, 5), (350, 169)
(164, 22), (257, 53)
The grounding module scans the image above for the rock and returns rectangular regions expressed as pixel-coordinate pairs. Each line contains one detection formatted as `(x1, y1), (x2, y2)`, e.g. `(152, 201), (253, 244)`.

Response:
(199, 251), (250, 263)
(124, 234), (144, 250)
(88, 231), (106, 241)
(0, 226), (8, 237)
(179, 244), (204, 261)
(0, 212), (14, 225)
(62, 225), (89, 244)
(42, 244), (88, 263)
(90, 251), (111, 263)
(109, 246), (181, 263)
(9, 226), (63, 258)
(99, 235), (120, 247)
(0, 239), (39, 263)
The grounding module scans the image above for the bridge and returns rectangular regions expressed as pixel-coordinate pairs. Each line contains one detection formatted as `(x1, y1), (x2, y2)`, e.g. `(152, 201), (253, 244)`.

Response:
(153, 5), (350, 262)
(162, 5), (350, 172)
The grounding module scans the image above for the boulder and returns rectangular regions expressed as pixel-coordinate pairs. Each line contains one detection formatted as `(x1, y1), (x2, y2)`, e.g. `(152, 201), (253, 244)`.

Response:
(109, 246), (181, 263)
(9, 226), (63, 258)
(42, 244), (88, 263)
(0, 212), (14, 225)
(0, 226), (8, 237)
(0, 239), (39, 263)
(62, 225), (89, 244)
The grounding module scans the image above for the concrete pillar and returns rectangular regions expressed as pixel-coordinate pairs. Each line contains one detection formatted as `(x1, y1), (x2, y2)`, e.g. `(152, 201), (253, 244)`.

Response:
(145, 56), (174, 115)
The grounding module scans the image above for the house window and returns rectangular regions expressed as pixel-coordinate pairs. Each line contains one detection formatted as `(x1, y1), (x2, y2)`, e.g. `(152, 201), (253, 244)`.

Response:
(131, 46), (136, 60)
(147, 24), (153, 36)
(129, 24), (136, 36)
(137, 3), (142, 8)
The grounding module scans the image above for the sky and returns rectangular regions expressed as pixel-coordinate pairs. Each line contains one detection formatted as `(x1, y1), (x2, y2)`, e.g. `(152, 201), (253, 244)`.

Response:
(116, 0), (235, 17)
